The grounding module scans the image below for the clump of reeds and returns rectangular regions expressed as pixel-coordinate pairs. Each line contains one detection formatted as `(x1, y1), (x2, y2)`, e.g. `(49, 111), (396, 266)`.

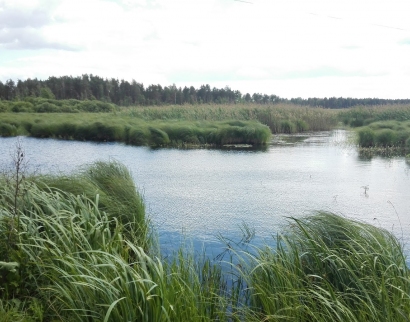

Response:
(356, 120), (410, 150)
(240, 212), (410, 321)
(0, 113), (272, 146)
(124, 103), (338, 133)
(0, 161), (232, 321)
(339, 104), (410, 127)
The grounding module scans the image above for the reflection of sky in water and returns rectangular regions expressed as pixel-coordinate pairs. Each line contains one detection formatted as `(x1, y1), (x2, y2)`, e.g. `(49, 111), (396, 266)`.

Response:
(0, 132), (409, 261)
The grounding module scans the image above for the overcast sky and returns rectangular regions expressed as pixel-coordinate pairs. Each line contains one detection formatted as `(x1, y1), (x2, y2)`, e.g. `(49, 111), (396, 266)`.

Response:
(1, 0), (409, 98)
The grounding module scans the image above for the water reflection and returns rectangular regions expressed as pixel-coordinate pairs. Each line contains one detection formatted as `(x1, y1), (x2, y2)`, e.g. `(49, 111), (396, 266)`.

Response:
(0, 131), (409, 261)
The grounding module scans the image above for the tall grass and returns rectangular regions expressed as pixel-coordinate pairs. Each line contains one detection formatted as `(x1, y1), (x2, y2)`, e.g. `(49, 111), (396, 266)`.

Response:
(123, 103), (338, 133)
(356, 120), (410, 149)
(241, 213), (410, 321)
(1, 159), (409, 321)
(340, 104), (410, 127)
(0, 113), (271, 146)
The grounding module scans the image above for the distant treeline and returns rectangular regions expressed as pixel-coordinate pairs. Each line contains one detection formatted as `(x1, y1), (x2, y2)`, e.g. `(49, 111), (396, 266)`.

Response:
(1, 74), (410, 108)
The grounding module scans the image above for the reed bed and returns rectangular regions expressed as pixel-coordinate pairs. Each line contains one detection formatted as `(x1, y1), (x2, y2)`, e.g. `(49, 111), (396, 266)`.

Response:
(122, 103), (338, 133)
(356, 121), (410, 149)
(240, 213), (410, 321)
(1, 160), (409, 321)
(339, 104), (410, 127)
(0, 113), (271, 146)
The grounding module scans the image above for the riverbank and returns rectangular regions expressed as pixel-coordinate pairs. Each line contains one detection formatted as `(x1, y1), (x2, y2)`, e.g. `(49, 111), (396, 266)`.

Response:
(1, 159), (409, 321)
(0, 113), (271, 147)
(0, 102), (340, 147)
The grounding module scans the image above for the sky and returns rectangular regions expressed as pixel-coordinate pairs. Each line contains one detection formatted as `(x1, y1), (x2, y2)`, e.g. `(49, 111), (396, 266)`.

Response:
(0, 0), (410, 99)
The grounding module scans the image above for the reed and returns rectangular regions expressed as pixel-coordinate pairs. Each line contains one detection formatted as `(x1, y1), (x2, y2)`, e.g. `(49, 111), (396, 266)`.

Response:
(339, 104), (410, 127)
(241, 212), (410, 321)
(124, 103), (338, 133)
(356, 121), (410, 149)
(1, 159), (409, 321)
(0, 113), (271, 146)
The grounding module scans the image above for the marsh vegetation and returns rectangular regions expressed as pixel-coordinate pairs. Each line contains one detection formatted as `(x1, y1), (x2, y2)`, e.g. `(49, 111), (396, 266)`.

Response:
(0, 147), (409, 321)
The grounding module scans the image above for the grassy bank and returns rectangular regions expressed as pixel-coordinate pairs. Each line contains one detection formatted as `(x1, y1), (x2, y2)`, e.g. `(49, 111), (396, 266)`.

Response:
(0, 113), (271, 147)
(1, 159), (409, 321)
(122, 103), (338, 133)
(0, 101), (340, 147)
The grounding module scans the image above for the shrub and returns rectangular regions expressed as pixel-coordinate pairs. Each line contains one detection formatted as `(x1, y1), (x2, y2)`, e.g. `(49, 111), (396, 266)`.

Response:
(33, 102), (59, 113)
(11, 102), (33, 113)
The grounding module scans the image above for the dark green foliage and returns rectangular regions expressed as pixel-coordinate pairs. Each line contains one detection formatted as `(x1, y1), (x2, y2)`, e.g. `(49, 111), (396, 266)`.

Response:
(149, 127), (170, 146)
(0, 123), (17, 137)
(295, 119), (309, 132)
(357, 127), (375, 147)
(11, 102), (33, 113)
(280, 120), (296, 134)
(33, 102), (59, 113)
(3, 74), (410, 107)
(126, 127), (149, 145)
(375, 129), (398, 147)
(0, 102), (7, 113)
(247, 212), (410, 321)
(30, 122), (56, 138)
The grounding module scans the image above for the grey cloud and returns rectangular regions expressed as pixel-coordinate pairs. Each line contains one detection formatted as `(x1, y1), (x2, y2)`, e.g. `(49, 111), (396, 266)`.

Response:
(0, 28), (79, 51)
(0, 0), (61, 28)
(0, 1), (79, 51)
(0, 8), (53, 28)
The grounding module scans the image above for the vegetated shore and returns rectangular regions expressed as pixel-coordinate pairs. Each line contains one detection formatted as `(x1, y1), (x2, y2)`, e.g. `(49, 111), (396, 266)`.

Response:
(1, 159), (409, 321)
(1, 99), (410, 152)
(0, 101), (340, 147)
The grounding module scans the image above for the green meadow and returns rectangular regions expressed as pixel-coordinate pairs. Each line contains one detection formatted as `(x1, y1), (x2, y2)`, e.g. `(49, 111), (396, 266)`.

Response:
(1, 157), (409, 321)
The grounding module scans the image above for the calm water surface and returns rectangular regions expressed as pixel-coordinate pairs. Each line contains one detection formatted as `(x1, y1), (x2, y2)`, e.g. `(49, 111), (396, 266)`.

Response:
(1, 131), (409, 258)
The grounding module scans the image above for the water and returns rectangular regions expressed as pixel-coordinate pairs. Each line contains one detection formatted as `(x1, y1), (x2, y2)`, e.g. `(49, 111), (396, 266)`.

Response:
(1, 130), (409, 259)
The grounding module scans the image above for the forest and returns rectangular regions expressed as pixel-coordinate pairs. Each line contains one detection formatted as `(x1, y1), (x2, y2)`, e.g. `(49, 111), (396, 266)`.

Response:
(1, 74), (410, 108)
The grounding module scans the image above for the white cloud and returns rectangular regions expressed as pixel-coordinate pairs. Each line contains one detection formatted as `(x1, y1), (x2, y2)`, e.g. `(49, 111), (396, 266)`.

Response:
(0, 0), (410, 98)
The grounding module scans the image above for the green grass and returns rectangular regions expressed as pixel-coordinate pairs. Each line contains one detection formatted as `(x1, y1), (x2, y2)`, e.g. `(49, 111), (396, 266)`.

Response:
(356, 121), (410, 150)
(1, 160), (409, 321)
(0, 113), (272, 146)
(123, 103), (338, 133)
(339, 104), (410, 127)
(241, 213), (410, 321)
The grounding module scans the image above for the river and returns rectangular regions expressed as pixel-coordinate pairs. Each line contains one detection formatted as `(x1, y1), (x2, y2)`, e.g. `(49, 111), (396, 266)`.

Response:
(1, 130), (409, 260)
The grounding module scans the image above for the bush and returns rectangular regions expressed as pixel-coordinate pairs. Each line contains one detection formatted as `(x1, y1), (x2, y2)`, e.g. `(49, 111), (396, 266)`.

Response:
(11, 102), (33, 113)
(34, 102), (59, 113)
